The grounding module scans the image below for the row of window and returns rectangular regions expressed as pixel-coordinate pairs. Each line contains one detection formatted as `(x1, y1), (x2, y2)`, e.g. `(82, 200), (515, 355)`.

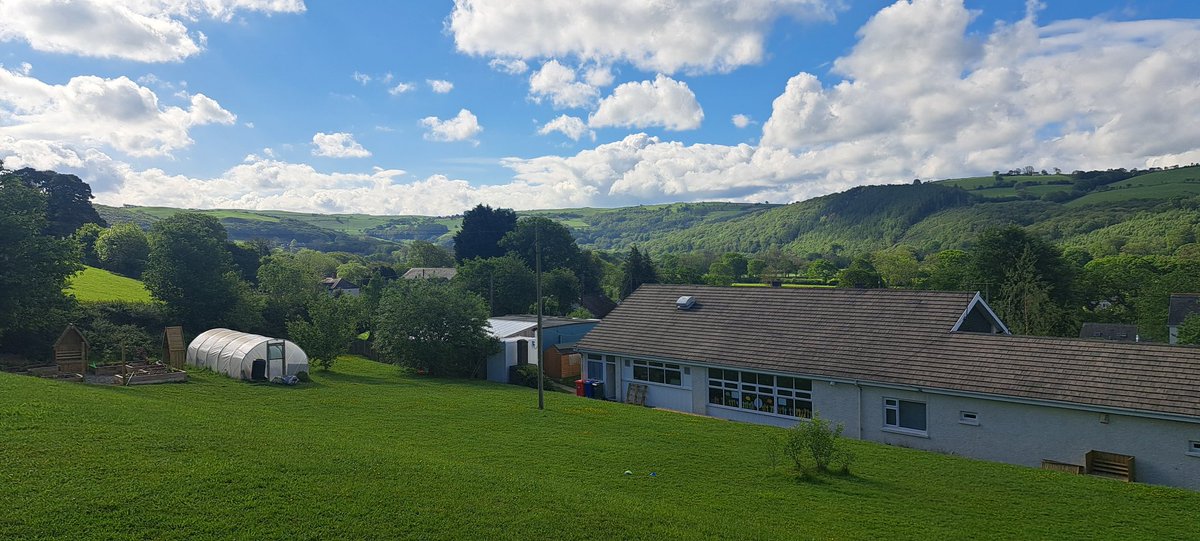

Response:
(631, 359), (683, 386)
(708, 368), (813, 419)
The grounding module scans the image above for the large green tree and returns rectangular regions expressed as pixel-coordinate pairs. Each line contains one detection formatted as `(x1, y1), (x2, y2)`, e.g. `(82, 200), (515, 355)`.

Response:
(871, 245), (920, 287)
(454, 255), (537, 316)
(836, 258), (884, 288)
(542, 267), (581, 316)
(405, 240), (455, 268)
(95, 223), (150, 277)
(12, 168), (106, 237)
(453, 204), (516, 262)
(620, 246), (658, 298)
(142, 213), (242, 332)
(0, 172), (81, 356)
(920, 249), (971, 290)
(499, 217), (582, 273)
(74, 223), (104, 267)
(970, 226), (1077, 306)
(287, 294), (359, 371)
(373, 280), (498, 377)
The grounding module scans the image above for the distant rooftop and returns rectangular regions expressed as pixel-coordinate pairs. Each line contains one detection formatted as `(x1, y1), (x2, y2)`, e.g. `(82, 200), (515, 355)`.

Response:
(402, 267), (457, 280)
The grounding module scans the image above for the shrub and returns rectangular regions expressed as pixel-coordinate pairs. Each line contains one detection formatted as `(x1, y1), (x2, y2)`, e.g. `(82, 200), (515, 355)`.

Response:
(509, 364), (551, 389)
(783, 413), (854, 474)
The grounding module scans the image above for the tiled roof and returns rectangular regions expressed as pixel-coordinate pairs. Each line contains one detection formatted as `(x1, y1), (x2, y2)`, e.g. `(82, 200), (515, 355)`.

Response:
(576, 285), (1200, 419)
(1168, 294), (1200, 326)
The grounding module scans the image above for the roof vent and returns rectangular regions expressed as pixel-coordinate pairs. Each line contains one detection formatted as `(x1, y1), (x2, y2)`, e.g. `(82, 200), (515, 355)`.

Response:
(676, 296), (696, 310)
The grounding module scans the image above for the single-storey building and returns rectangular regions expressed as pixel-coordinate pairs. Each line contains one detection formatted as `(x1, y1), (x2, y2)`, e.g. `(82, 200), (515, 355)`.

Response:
(402, 267), (457, 280)
(1078, 322), (1142, 342)
(576, 284), (1200, 490)
(483, 315), (600, 383)
(1169, 293), (1199, 344)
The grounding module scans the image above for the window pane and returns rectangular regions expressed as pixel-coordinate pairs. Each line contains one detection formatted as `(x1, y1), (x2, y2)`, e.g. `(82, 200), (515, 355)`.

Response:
(741, 372), (757, 384)
(795, 400), (813, 419)
(649, 367), (665, 383)
(666, 370), (681, 386)
(885, 408), (898, 426)
(724, 390), (738, 407)
(710, 368), (723, 381)
(777, 376), (793, 389)
(634, 365), (648, 381)
(708, 387), (723, 405)
(777, 398), (794, 417)
(899, 401), (927, 431)
(797, 379), (812, 391)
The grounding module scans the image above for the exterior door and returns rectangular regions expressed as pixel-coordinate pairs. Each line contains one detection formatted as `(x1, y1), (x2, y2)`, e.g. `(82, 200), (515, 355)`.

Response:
(604, 361), (617, 400)
(267, 341), (285, 378)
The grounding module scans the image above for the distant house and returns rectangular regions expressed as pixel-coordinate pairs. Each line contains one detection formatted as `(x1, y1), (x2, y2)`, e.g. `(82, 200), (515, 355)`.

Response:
(1168, 294), (1200, 344)
(1079, 323), (1142, 342)
(484, 315), (600, 383)
(577, 285), (1200, 490)
(402, 267), (457, 280)
(321, 277), (360, 297)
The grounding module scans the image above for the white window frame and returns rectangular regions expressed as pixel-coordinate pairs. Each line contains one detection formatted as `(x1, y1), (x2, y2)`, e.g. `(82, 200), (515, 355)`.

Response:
(1188, 440), (1200, 458)
(707, 368), (813, 419)
(883, 398), (928, 436)
(631, 359), (684, 387)
(959, 411), (979, 426)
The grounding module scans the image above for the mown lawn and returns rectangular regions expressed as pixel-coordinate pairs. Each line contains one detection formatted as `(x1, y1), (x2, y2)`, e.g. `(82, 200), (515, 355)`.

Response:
(66, 266), (153, 303)
(2, 357), (1196, 540)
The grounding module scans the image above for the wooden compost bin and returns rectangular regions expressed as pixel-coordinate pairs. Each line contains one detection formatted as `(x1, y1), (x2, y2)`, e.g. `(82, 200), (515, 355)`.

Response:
(162, 326), (185, 369)
(53, 325), (89, 375)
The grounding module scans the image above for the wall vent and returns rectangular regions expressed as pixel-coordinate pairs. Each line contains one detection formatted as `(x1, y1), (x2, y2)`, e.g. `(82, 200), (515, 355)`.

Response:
(676, 296), (696, 310)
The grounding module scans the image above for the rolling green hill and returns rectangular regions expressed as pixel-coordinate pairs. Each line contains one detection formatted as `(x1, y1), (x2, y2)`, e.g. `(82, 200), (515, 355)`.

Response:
(67, 266), (153, 303)
(2, 356), (1195, 540)
(96, 165), (1200, 258)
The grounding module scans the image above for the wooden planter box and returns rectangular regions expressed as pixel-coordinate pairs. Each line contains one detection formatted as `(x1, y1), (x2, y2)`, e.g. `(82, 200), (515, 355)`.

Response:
(1040, 459), (1084, 474)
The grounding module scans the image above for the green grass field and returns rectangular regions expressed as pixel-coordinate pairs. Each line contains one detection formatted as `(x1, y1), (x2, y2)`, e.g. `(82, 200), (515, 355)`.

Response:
(1067, 182), (1200, 207)
(2, 356), (1195, 540)
(66, 266), (153, 303)
(1109, 165), (1200, 188)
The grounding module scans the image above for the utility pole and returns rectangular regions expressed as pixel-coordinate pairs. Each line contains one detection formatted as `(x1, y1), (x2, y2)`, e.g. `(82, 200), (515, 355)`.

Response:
(536, 223), (545, 410)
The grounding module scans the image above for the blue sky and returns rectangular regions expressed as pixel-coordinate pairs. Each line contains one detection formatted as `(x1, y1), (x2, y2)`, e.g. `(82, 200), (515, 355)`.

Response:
(2, 0), (1199, 215)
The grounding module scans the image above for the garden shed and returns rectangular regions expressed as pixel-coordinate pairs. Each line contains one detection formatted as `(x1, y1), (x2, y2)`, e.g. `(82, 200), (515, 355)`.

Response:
(185, 328), (308, 381)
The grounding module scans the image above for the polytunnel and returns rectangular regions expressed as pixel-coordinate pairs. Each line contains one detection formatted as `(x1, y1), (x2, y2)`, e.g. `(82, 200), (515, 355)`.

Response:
(185, 328), (308, 381)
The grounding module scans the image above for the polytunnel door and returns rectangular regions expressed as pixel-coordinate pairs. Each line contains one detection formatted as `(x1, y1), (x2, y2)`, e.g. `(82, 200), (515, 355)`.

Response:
(267, 340), (285, 379)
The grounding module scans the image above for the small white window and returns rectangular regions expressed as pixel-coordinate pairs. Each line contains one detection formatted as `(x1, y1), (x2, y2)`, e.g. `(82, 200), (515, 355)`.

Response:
(959, 411), (979, 426)
(1189, 441), (1200, 457)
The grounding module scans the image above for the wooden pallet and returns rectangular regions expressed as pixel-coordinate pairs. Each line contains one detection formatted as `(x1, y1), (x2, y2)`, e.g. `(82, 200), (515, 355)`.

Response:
(625, 383), (648, 406)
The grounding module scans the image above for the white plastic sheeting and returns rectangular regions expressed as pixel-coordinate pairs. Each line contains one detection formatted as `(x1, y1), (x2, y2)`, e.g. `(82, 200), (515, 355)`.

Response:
(185, 328), (308, 380)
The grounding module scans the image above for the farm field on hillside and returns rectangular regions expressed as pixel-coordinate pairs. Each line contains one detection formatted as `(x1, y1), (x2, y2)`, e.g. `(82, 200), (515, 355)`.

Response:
(1068, 182), (1200, 207)
(2, 357), (1196, 540)
(67, 266), (153, 303)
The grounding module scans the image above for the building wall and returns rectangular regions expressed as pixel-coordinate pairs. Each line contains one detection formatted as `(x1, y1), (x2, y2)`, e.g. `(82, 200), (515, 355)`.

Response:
(598, 353), (1200, 490)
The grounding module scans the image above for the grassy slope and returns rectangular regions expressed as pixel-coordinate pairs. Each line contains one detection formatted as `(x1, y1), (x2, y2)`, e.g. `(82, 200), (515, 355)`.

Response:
(67, 266), (152, 303)
(2, 357), (1196, 540)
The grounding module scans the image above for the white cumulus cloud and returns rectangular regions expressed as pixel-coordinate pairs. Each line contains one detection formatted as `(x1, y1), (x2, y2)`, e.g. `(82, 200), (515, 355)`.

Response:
(427, 79), (454, 93)
(528, 60), (598, 109)
(760, 0), (1200, 179)
(449, 0), (843, 74)
(0, 66), (235, 157)
(538, 115), (594, 141)
(589, 75), (704, 131)
(388, 82), (415, 95)
(0, 0), (305, 62)
(420, 109), (482, 143)
(311, 132), (371, 158)
(489, 58), (529, 74)
(731, 114), (754, 128)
